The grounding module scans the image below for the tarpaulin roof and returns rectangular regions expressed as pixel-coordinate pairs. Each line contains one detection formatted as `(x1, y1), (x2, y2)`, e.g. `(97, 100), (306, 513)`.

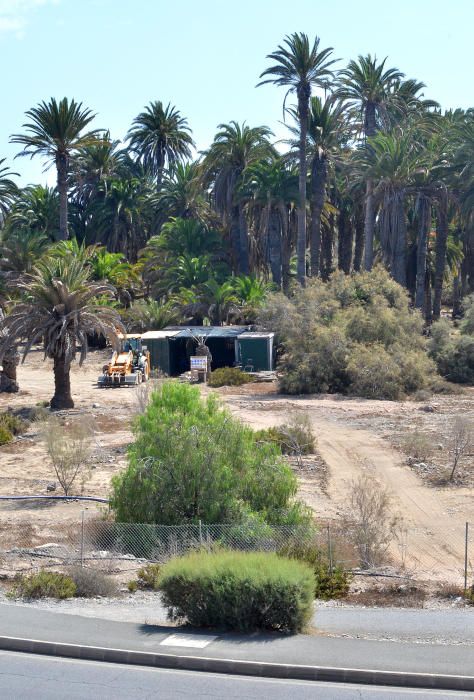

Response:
(164, 326), (250, 339)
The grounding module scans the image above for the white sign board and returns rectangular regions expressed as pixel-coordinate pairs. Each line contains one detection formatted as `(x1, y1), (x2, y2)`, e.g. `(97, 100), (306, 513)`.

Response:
(190, 356), (208, 370)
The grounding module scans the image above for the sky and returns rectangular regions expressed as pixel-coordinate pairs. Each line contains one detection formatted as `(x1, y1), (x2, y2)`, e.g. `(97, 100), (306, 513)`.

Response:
(0, 0), (472, 186)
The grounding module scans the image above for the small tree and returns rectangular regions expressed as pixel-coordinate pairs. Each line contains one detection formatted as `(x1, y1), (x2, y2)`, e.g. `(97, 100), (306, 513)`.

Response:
(42, 416), (93, 496)
(345, 475), (401, 569)
(449, 417), (472, 482)
(111, 382), (308, 526)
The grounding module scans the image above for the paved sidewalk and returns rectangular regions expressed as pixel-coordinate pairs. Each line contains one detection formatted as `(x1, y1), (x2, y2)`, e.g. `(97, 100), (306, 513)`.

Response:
(0, 603), (472, 680)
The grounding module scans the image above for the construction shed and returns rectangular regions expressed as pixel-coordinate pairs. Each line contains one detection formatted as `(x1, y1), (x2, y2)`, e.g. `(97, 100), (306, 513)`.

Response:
(141, 327), (274, 376)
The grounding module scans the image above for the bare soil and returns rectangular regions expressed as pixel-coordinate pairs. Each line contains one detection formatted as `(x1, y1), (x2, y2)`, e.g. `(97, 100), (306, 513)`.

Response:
(1, 349), (473, 585)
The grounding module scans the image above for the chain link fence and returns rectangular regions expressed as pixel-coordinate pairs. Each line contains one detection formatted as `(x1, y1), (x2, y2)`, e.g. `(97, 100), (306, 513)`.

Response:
(0, 516), (472, 590)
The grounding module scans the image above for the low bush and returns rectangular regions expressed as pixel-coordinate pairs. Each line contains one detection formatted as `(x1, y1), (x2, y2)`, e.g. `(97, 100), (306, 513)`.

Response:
(279, 541), (351, 600)
(400, 431), (435, 462)
(0, 425), (12, 446)
(0, 411), (28, 444)
(68, 566), (117, 598)
(208, 367), (254, 387)
(429, 319), (474, 385)
(135, 563), (162, 590)
(11, 570), (76, 599)
(255, 413), (316, 456)
(159, 550), (315, 633)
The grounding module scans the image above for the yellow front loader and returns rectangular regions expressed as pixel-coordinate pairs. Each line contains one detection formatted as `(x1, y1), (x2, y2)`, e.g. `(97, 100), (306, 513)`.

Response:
(98, 335), (150, 387)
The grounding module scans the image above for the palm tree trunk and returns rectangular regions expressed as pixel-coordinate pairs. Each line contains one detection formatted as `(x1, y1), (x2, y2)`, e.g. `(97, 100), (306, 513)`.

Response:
(238, 202), (250, 275)
(0, 346), (19, 393)
(51, 355), (74, 410)
(309, 156), (327, 277)
(391, 193), (407, 287)
(230, 205), (241, 274)
(268, 208), (282, 288)
(415, 195), (431, 310)
(424, 270), (433, 323)
(56, 153), (69, 241)
(353, 207), (364, 272)
(452, 272), (462, 318)
(281, 204), (291, 294)
(297, 90), (309, 285)
(320, 214), (335, 282)
(338, 207), (353, 274)
(364, 102), (377, 271)
(433, 192), (448, 321)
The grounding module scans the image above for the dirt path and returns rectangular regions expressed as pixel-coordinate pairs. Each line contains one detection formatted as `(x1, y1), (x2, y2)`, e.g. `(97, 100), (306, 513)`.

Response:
(230, 398), (473, 581)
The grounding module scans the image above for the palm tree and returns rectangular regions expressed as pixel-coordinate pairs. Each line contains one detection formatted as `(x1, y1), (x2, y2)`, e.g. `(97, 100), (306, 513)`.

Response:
(127, 101), (195, 188)
(0, 159), (18, 222)
(87, 176), (154, 260)
(287, 96), (347, 277)
(0, 254), (123, 409)
(243, 156), (298, 287)
(10, 98), (99, 240)
(0, 229), (50, 276)
(154, 162), (213, 226)
(7, 185), (60, 240)
(70, 130), (127, 207)
(258, 33), (336, 284)
(337, 56), (404, 270)
(202, 121), (274, 274)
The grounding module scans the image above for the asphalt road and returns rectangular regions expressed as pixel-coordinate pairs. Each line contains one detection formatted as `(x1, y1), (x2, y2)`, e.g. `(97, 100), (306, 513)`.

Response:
(0, 652), (471, 700)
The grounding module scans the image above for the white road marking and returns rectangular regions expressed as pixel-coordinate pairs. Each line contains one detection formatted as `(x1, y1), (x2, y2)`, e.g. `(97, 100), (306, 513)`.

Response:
(160, 633), (218, 648)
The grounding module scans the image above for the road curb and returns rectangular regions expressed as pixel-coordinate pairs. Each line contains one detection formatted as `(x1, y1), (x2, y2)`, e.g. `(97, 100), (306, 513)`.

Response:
(0, 635), (473, 691)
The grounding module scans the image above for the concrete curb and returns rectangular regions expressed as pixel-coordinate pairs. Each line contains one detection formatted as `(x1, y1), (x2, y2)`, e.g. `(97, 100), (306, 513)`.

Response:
(0, 635), (473, 691)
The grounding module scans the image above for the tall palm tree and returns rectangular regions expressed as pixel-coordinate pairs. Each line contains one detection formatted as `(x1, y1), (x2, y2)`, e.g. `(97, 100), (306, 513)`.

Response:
(10, 98), (99, 240)
(0, 254), (123, 409)
(258, 33), (336, 284)
(286, 96), (347, 277)
(0, 159), (18, 222)
(337, 56), (404, 270)
(243, 156), (298, 287)
(202, 121), (274, 274)
(127, 101), (195, 188)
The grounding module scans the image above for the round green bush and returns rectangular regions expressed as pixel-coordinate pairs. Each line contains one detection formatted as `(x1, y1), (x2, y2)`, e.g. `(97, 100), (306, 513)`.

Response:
(159, 550), (315, 633)
(11, 570), (76, 599)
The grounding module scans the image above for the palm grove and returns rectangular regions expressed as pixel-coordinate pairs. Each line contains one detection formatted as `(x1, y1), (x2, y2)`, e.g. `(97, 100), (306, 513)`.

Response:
(1, 33), (474, 408)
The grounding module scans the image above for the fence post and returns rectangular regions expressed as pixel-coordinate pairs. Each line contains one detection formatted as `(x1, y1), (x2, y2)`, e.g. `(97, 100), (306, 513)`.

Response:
(199, 519), (203, 547)
(327, 524), (333, 574)
(80, 510), (85, 568)
(465, 522), (469, 594)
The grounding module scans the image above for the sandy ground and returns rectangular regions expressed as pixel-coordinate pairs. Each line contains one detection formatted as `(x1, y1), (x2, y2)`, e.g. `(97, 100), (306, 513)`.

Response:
(0, 349), (473, 583)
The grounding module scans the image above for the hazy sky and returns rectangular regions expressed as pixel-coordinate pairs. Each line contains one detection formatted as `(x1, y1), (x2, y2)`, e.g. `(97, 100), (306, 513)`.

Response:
(1, 0), (472, 185)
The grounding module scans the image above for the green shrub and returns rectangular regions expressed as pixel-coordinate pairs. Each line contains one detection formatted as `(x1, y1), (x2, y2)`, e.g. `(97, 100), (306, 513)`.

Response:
(11, 570), (76, 599)
(259, 268), (435, 399)
(135, 563), (162, 590)
(0, 425), (12, 446)
(208, 367), (254, 387)
(68, 567), (117, 598)
(158, 550), (315, 633)
(279, 541), (351, 600)
(111, 382), (307, 526)
(0, 411), (28, 444)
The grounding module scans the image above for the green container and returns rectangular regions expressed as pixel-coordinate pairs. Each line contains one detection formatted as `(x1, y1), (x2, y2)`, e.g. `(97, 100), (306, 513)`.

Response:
(237, 333), (274, 372)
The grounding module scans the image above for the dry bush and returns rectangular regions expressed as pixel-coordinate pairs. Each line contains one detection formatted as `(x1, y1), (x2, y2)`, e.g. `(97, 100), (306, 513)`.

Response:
(68, 566), (118, 598)
(41, 415), (94, 496)
(133, 379), (160, 414)
(344, 475), (401, 569)
(346, 584), (426, 608)
(400, 431), (435, 463)
(448, 417), (473, 482)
